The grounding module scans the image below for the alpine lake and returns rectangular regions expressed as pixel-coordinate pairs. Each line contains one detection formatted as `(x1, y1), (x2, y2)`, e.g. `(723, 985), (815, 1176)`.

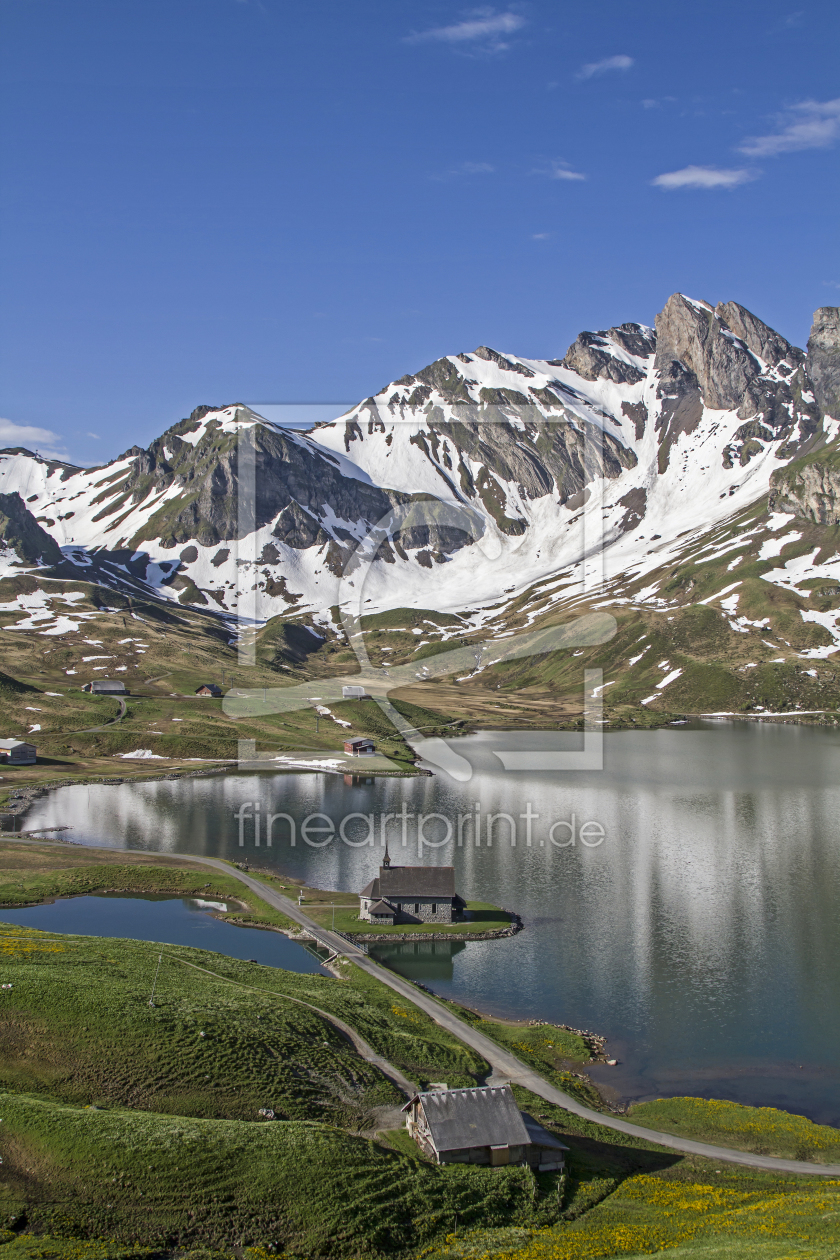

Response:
(14, 721), (840, 1124)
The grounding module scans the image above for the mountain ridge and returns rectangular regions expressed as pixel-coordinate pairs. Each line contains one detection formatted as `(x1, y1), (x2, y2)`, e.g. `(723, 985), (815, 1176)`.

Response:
(1, 292), (840, 732)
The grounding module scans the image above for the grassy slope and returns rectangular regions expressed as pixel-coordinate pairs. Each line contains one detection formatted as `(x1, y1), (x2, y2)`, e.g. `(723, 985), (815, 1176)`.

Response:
(0, 577), (456, 774)
(0, 923), (560, 1255)
(1, 911), (840, 1258)
(0, 919), (492, 1110)
(0, 1092), (542, 1256)
(423, 1093), (840, 1260)
(629, 1096), (840, 1163)
(425, 1170), (840, 1260)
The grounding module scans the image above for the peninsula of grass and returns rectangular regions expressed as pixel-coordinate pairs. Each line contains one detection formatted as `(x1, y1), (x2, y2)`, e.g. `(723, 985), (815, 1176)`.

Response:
(305, 898), (516, 937)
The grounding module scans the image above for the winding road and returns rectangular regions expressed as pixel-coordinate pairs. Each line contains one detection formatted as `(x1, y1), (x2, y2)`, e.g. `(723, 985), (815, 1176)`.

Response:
(6, 836), (840, 1177)
(123, 849), (840, 1177)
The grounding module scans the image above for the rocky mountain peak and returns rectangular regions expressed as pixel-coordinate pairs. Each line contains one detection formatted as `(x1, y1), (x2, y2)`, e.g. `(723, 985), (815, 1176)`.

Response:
(654, 292), (762, 411)
(0, 491), (63, 565)
(714, 301), (803, 369)
(807, 307), (840, 420)
(559, 323), (653, 385)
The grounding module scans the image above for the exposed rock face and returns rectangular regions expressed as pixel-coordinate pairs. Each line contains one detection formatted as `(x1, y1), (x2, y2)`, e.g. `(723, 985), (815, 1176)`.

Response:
(654, 294), (819, 465)
(0, 492), (63, 565)
(770, 447), (840, 524)
(808, 307), (840, 420)
(714, 301), (804, 369)
(654, 294), (761, 411)
(560, 324), (654, 384)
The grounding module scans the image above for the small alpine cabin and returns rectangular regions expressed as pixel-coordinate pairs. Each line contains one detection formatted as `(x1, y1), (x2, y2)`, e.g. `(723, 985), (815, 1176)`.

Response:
(344, 737), (375, 756)
(0, 739), (36, 765)
(403, 1085), (568, 1169)
(195, 684), (222, 697)
(81, 680), (127, 695)
(359, 849), (465, 924)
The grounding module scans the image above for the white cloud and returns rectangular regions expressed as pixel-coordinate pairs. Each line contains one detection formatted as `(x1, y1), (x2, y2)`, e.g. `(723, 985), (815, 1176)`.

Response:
(406, 10), (525, 50)
(0, 417), (68, 459)
(532, 159), (587, 182)
(86, 431), (101, 440)
(652, 165), (757, 190)
(739, 98), (840, 157)
(531, 232), (550, 239)
(576, 54), (633, 81)
(430, 159), (496, 181)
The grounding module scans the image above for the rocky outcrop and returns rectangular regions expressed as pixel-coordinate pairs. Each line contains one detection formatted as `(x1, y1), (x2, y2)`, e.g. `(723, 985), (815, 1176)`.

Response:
(0, 492), (63, 565)
(559, 324), (654, 384)
(655, 294), (761, 411)
(714, 301), (804, 369)
(655, 294), (819, 462)
(808, 307), (840, 420)
(769, 444), (840, 524)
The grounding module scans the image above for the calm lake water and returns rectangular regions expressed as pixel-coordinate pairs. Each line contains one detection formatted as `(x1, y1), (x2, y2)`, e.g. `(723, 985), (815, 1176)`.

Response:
(0, 893), (328, 974)
(15, 723), (840, 1123)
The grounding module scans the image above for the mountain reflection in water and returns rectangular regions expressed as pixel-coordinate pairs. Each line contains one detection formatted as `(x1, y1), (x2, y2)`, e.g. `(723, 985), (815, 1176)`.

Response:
(17, 723), (840, 1123)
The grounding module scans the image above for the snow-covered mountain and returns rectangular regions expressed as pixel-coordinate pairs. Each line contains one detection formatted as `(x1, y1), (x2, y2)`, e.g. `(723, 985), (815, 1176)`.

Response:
(1, 293), (838, 666)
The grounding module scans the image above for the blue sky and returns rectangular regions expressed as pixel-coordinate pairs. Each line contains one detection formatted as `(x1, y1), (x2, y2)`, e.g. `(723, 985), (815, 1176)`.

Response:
(1, 0), (838, 464)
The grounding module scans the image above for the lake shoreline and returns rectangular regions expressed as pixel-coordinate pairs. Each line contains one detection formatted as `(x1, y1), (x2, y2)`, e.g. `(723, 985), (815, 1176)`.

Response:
(5, 712), (838, 821)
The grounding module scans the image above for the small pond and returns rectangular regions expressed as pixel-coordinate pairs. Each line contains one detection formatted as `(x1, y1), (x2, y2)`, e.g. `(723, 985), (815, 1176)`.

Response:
(0, 893), (329, 974)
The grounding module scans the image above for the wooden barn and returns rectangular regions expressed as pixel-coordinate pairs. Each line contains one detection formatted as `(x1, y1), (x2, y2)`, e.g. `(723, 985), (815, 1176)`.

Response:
(403, 1085), (567, 1169)
(81, 680), (127, 695)
(0, 739), (36, 766)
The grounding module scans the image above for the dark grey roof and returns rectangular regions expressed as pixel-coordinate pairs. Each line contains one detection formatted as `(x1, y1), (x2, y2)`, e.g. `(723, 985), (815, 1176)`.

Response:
(377, 865), (456, 898)
(0, 739), (33, 751)
(405, 1085), (530, 1152)
(368, 900), (393, 915)
(521, 1115), (569, 1152)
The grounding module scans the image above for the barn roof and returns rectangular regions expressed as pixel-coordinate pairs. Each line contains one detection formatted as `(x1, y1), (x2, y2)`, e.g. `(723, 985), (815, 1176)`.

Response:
(0, 739), (33, 751)
(403, 1085), (530, 1152)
